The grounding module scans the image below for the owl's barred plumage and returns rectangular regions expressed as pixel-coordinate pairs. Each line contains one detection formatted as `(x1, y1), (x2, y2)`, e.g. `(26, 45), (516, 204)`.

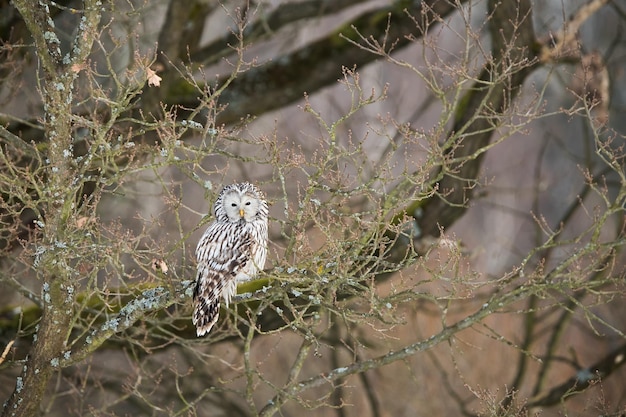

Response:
(193, 182), (269, 337)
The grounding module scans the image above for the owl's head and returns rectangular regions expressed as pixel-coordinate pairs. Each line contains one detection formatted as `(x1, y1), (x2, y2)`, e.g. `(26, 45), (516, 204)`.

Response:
(214, 182), (268, 223)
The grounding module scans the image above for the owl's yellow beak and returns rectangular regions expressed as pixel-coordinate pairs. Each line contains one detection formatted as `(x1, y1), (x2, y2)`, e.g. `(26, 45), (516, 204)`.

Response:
(239, 208), (245, 218)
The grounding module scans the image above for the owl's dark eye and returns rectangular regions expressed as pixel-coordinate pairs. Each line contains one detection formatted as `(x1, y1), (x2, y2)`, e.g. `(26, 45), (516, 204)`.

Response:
(245, 201), (251, 206)
(231, 203), (237, 207)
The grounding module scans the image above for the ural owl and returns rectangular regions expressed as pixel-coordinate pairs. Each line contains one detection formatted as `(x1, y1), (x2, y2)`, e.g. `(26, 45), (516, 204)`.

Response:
(193, 182), (269, 336)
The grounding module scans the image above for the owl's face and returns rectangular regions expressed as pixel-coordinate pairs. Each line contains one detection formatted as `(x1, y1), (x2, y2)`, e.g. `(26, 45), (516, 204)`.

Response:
(220, 189), (263, 223)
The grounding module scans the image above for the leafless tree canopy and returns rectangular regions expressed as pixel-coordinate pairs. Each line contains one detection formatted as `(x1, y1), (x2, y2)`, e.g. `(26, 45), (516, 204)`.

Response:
(1, 0), (626, 416)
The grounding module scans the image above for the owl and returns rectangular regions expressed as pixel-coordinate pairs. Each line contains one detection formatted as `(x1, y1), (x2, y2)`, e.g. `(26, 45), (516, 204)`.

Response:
(192, 182), (269, 337)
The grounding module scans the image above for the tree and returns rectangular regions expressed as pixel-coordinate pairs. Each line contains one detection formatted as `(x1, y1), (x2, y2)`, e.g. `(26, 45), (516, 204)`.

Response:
(1, 0), (625, 415)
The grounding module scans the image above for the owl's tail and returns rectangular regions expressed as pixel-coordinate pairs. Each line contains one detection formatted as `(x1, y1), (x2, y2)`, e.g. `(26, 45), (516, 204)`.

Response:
(192, 267), (223, 337)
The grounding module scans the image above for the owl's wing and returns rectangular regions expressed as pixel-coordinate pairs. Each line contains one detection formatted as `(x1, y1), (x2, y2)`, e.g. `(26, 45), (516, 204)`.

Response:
(192, 223), (253, 336)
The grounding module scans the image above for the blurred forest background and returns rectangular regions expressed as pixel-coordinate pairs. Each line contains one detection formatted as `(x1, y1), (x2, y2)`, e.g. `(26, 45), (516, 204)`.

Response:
(1, 0), (626, 416)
